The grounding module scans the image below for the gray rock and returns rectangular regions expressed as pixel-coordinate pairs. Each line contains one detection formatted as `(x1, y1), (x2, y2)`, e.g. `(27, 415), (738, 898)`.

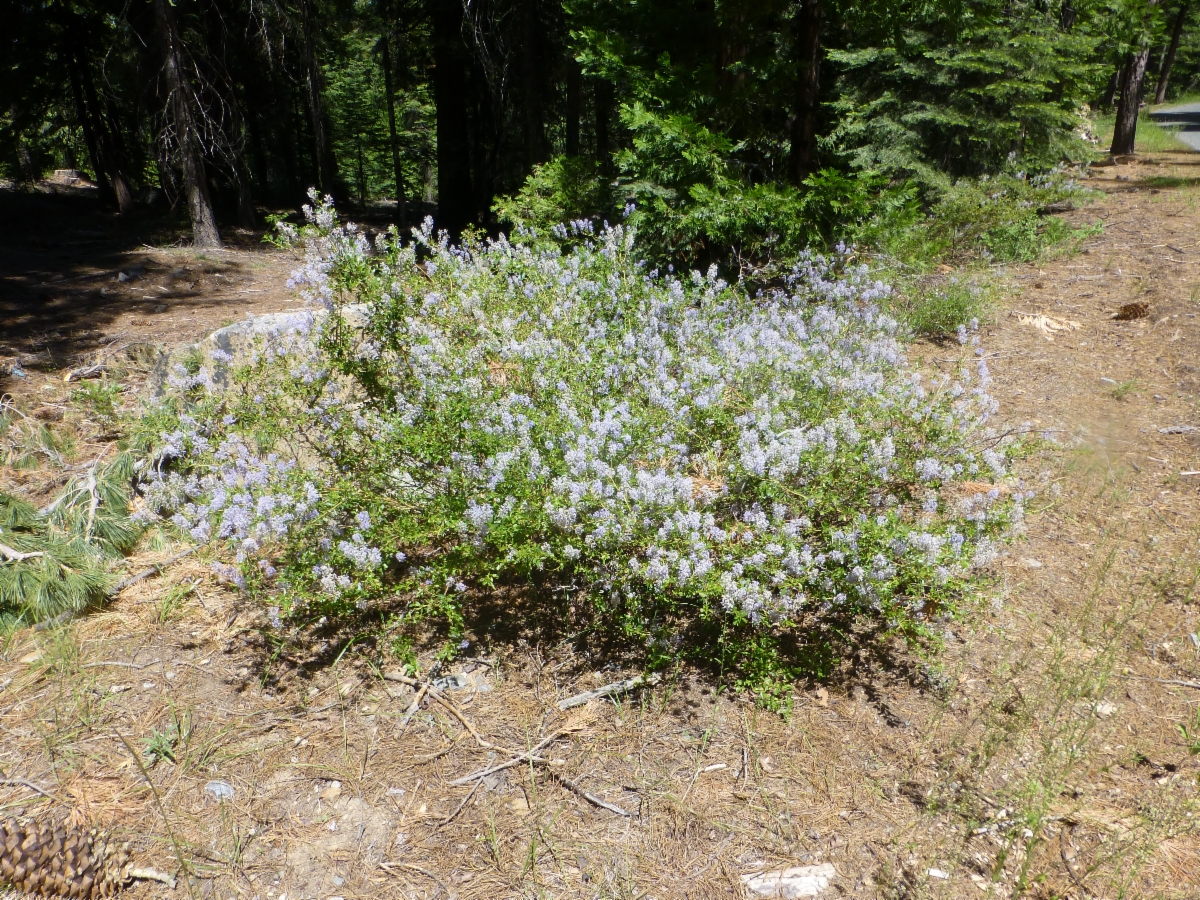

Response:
(204, 779), (236, 802)
(146, 304), (370, 398)
(741, 864), (837, 898)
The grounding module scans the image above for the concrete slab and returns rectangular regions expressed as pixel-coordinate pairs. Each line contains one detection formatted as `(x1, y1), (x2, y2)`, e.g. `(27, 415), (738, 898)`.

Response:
(1147, 104), (1200, 150)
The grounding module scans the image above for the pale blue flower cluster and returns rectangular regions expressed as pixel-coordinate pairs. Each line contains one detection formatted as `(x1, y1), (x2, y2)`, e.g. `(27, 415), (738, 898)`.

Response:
(147, 196), (1018, 637)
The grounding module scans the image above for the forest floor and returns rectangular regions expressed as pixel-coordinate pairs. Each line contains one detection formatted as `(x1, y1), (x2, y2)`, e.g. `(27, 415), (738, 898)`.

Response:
(2, 155), (1200, 900)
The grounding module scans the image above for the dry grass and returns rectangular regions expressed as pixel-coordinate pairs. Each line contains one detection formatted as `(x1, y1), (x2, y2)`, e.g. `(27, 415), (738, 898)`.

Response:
(3, 156), (1200, 899)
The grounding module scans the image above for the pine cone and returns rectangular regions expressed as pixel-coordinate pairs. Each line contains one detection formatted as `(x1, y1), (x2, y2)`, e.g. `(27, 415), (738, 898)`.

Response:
(0, 819), (132, 898)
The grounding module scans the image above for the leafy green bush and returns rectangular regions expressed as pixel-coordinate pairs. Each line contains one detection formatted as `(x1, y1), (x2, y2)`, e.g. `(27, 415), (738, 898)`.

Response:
(144, 197), (1023, 696)
(492, 156), (613, 236)
(494, 104), (917, 276)
(886, 168), (1095, 265)
(890, 276), (998, 340)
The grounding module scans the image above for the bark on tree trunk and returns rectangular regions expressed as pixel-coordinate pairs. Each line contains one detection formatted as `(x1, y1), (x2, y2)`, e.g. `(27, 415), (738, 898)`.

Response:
(1111, 47), (1152, 155)
(71, 42), (136, 213)
(594, 78), (613, 175)
(153, 0), (222, 248)
(299, 0), (337, 195)
(1156, 2), (1191, 104)
(381, 34), (408, 229)
(565, 60), (581, 157)
(519, 0), (547, 167)
(67, 54), (111, 197)
(96, 89), (136, 214)
(235, 181), (256, 227)
(429, 0), (474, 236)
(1102, 68), (1120, 108)
(790, 0), (823, 184)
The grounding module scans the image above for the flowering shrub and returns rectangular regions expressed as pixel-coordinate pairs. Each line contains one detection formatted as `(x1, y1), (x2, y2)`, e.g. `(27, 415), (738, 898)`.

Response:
(142, 196), (1023, 697)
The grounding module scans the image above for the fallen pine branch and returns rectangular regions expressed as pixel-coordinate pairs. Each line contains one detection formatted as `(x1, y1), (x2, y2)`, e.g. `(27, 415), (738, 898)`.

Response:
(64, 362), (108, 382)
(33, 548), (196, 632)
(557, 672), (661, 710)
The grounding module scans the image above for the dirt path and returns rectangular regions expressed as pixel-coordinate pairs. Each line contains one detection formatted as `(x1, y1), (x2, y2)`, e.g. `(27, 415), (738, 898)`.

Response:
(0, 186), (301, 369)
(1, 159), (1200, 900)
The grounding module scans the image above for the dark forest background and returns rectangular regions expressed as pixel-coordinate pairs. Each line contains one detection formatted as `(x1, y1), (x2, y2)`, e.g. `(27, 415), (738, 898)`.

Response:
(2, 0), (1198, 264)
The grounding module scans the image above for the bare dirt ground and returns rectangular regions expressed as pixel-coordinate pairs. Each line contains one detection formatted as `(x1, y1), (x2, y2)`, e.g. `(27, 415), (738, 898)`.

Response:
(2, 159), (1200, 900)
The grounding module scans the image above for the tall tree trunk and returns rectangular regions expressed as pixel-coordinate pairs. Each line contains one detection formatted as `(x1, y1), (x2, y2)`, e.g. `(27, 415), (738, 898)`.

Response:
(1102, 68), (1120, 107)
(380, 34), (407, 229)
(429, 0), (474, 236)
(1112, 47), (1152, 155)
(70, 40), (136, 213)
(790, 0), (823, 184)
(227, 101), (258, 227)
(153, 0), (221, 247)
(299, 0), (337, 194)
(1156, 2), (1191, 103)
(565, 59), (581, 156)
(519, 0), (547, 167)
(594, 78), (613, 175)
(67, 54), (111, 197)
(96, 92), (135, 213)
(1060, 0), (1077, 30)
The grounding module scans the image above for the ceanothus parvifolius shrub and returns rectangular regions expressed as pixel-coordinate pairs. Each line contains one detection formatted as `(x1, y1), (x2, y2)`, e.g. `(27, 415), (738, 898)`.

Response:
(141, 195), (1023, 692)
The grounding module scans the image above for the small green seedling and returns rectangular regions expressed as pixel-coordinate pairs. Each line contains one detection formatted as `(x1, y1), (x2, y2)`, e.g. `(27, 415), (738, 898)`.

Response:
(1179, 706), (1200, 755)
(143, 724), (180, 766)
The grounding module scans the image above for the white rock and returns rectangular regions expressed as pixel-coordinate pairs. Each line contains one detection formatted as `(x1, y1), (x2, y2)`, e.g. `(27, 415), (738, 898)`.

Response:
(146, 304), (369, 397)
(927, 868), (950, 879)
(1094, 701), (1118, 719)
(741, 863), (836, 898)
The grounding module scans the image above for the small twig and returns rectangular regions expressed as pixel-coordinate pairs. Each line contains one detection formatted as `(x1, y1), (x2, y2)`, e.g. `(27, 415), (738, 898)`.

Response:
(382, 670), (419, 687)
(556, 672), (661, 710)
(396, 682), (430, 738)
(1060, 826), (1088, 895)
(0, 777), (57, 800)
(436, 779), (481, 828)
(448, 732), (564, 786)
(427, 688), (505, 751)
(1119, 675), (1200, 689)
(384, 669), (502, 750)
(110, 547), (197, 595)
(0, 543), (45, 563)
(379, 861), (452, 896)
(81, 659), (160, 670)
(64, 362), (108, 382)
(549, 771), (631, 817)
(129, 867), (177, 888)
